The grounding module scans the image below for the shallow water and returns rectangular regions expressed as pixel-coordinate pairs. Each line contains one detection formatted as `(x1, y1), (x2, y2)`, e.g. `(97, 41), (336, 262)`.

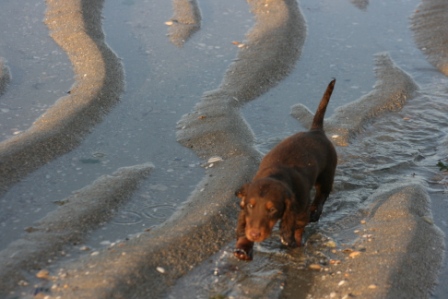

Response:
(0, 0), (447, 298)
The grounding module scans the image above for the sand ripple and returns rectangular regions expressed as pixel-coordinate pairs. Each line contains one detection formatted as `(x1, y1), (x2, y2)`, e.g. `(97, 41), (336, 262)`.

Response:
(167, 0), (201, 47)
(0, 163), (153, 295)
(291, 53), (419, 146)
(0, 0), (124, 196)
(411, 0), (448, 76)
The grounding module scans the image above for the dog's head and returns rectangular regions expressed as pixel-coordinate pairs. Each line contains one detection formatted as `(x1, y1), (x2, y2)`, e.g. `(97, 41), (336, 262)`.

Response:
(236, 178), (294, 243)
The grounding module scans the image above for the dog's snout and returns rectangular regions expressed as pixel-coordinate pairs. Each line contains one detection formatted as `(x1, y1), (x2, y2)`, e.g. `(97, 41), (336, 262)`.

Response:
(249, 229), (261, 241)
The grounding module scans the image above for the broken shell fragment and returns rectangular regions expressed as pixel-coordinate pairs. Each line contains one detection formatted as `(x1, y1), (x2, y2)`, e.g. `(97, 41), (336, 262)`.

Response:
(308, 264), (322, 271)
(207, 156), (223, 164)
(349, 251), (361, 259)
(36, 269), (50, 280)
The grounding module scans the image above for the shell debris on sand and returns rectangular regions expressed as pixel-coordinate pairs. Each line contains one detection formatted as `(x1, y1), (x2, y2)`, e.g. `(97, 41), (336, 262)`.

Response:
(36, 269), (50, 280)
(205, 156), (224, 168)
(207, 156), (223, 163)
(348, 251), (361, 259)
(309, 264), (322, 271)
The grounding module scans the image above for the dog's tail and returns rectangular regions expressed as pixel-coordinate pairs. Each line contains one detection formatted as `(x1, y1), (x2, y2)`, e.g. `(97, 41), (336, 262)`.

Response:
(310, 79), (336, 131)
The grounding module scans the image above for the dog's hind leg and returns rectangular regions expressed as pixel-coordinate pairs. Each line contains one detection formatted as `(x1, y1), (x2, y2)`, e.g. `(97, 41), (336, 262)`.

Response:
(310, 152), (336, 222)
(309, 186), (328, 222)
(309, 175), (334, 222)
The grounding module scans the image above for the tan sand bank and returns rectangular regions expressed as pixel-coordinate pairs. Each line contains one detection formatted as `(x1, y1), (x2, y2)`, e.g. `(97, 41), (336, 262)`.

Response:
(38, 156), (257, 299)
(291, 53), (419, 146)
(166, 0), (201, 47)
(411, 0), (448, 76)
(0, 0), (124, 196)
(0, 163), (153, 296)
(282, 183), (445, 299)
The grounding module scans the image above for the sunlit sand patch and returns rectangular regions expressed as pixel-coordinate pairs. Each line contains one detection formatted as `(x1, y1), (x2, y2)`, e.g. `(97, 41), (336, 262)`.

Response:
(166, 0), (201, 47)
(0, 0), (124, 196)
(0, 57), (10, 96)
(411, 0), (448, 76)
(289, 183), (445, 298)
(291, 53), (419, 146)
(0, 163), (153, 296)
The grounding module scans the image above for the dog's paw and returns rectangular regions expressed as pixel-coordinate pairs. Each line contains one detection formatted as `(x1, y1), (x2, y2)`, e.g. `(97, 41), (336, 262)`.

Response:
(234, 248), (253, 261)
(280, 235), (297, 247)
(309, 211), (321, 222)
(280, 236), (290, 246)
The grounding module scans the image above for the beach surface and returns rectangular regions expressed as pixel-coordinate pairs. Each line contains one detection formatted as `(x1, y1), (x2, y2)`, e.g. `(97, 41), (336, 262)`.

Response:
(0, 0), (447, 298)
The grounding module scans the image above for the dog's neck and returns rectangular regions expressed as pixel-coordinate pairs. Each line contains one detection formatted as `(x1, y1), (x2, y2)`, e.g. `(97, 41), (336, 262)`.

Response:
(256, 166), (312, 193)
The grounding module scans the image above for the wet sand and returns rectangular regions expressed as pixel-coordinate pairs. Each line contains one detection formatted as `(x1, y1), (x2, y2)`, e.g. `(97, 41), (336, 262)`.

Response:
(0, 0), (124, 196)
(0, 57), (10, 96)
(167, 0), (201, 47)
(291, 53), (419, 146)
(0, 0), (447, 298)
(282, 183), (444, 299)
(0, 163), (153, 293)
(411, 0), (448, 76)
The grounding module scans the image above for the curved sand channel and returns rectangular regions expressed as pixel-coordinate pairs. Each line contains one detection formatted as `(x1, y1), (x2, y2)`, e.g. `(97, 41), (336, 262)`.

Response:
(0, 0), (124, 196)
(20, 1), (306, 298)
(0, 163), (153, 293)
(1, 0), (447, 298)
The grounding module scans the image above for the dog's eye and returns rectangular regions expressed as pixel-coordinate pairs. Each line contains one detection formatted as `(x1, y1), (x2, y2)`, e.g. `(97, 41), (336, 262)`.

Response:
(268, 208), (276, 213)
(248, 204), (254, 209)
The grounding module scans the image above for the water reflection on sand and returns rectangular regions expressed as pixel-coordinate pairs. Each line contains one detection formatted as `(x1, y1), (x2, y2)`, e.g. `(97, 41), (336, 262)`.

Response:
(0, 0), (447, 298)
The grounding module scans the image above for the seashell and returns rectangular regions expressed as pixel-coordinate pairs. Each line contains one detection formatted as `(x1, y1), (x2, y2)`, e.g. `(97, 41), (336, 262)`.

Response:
(309, 264), (322, 271)
(36, 269), (50, 280)
(207, 156), (223, 163)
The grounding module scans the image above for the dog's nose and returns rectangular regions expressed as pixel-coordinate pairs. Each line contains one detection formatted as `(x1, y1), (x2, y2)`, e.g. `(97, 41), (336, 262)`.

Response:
(249, 230), (261, 241)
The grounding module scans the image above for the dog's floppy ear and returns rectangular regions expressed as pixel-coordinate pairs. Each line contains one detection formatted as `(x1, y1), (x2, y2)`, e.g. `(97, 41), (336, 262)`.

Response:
(235, 184), (249, 209)
(279, 189), (296, 245)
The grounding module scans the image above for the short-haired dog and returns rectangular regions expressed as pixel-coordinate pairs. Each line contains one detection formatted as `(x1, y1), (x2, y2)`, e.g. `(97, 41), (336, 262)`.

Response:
(234, 79), (337, 261)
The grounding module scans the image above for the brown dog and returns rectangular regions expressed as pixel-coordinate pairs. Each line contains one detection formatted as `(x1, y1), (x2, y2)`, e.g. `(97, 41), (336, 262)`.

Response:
(234, 79), (337, 261)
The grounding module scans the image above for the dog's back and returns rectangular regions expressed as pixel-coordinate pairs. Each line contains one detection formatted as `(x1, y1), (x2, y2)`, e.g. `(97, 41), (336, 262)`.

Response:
(256, 79), (337, 180)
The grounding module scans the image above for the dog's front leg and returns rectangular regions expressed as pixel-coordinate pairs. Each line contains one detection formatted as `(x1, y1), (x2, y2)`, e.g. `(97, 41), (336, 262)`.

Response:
(280, 216), (296, 247)
(293, 226), (305, 247)
(293, 212), (309, 246)
(235, 237), (254, 261)
(281, 212), (309, 247)
(234, 211), (254, 261)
